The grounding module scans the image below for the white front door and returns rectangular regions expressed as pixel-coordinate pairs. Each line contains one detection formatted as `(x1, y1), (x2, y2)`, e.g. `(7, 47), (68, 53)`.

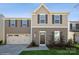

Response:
(39, 31), (46, 46)
(54, 31), (60, 43)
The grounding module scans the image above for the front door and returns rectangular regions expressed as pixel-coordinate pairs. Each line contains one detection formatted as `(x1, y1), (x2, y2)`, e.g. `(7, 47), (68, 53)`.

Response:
(39, 31), (46, 46)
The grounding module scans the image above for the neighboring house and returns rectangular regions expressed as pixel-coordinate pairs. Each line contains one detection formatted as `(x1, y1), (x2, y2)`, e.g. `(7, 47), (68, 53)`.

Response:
(69, 21), (79, 43)
(0, 14), (5, 44)
(32, 4), (69, 46)
(5, 18), (32, 44)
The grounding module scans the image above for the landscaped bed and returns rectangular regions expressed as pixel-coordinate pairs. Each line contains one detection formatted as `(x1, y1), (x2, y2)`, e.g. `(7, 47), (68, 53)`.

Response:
(20, 40), (79, 55)
(20, 48), (79, 55)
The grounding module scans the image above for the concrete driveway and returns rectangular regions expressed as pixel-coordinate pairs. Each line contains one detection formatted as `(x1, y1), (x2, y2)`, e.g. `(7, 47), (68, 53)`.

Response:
(0, 44), (28, 55)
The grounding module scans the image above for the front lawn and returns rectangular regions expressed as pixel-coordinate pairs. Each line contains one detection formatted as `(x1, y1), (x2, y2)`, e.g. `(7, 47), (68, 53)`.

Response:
(20, 48), (79, 55)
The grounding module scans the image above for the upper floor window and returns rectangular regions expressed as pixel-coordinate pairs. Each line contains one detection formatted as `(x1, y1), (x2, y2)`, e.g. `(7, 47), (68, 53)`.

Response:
(76, 24), (79, 29)
(38, 14), (47, 24)
(21, 20), (29, 27)
(70, 23), (76, 30)
(54, 15), (60, 24)
(52, 15), (62, 24)
(9, 19), (16, 27)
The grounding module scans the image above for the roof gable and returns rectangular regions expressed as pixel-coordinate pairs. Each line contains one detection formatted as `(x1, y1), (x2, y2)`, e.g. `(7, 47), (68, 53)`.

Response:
(33, 4), (50, 14)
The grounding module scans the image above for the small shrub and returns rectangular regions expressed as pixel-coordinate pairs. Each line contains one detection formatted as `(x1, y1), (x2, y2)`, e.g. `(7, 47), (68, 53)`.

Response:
(74, 44), (79, 49)
(0, 40), (2, 44)
(46, 39), (55, 48)
(66, 39), (74, 48)
(74, 42), (78, 44)
(46, 43), (54, 48)
(27, 41), (38, 48)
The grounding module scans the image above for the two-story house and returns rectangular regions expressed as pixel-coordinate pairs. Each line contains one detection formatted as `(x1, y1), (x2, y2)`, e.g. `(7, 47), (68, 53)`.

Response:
(0, 4), (69, 46)
(32, 4), (69, 46)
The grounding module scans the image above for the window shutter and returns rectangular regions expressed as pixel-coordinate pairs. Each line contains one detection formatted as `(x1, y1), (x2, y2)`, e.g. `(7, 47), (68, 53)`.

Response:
(60, 32), (63, 43)
(70, 24), (72, 30)
(16, 20), (17, 27)
(52, 32), (54, 42)
(46, 14), (48, 24)
(60, 32), (62, 40)
(76, 24), (77, 29)
(38, 14), (40, 24)
(27, 20), (29, 27)
(52, 15), (54, 24)
(60, 15), (62, 24)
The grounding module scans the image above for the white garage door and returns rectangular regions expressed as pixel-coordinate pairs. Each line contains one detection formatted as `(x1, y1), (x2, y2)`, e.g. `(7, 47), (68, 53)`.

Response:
(75, 36), (79, 43)
(7, 34), (32, 44)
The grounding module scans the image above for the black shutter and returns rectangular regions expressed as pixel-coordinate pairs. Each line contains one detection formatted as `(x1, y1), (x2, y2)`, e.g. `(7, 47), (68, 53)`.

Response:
(27, 20), (29, 27)
(70, 24), (72, 30)
(60, 15), (62, 24)
(52, 32), (54, 42)
(76, 24), (77, 29)
(52, 15), (54, 24)
(46, 14), (48, 24)
(38, 14), (40, 24)
(60, 31), (62, 42)
(9, 20), (10, 27)
(15, 20), (17, 27)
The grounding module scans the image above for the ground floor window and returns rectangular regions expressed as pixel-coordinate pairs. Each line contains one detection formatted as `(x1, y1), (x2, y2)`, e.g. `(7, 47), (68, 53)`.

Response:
(54, 31), (60, 43)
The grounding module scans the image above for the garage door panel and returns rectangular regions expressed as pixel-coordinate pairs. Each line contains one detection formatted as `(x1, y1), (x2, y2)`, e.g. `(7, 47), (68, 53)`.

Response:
(7, 34), (31, 44)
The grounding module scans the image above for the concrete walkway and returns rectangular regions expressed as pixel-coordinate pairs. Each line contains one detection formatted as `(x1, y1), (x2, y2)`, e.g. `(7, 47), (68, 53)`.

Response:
(0, 45), (48, 55)
(0, 44), (28, 55)
(24, 46), (48, 51)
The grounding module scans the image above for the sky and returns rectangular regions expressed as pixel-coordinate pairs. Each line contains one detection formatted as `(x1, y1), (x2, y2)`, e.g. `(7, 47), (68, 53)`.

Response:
(0, 3), (79, 21)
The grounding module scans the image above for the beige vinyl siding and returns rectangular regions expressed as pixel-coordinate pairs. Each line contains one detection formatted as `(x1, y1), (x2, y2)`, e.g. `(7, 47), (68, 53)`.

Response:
(5, 19), (31, 34)
(32, 5), (68, 28)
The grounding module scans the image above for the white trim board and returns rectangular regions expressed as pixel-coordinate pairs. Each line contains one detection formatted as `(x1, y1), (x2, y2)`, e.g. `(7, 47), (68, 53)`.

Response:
(32, 26), (68, 28)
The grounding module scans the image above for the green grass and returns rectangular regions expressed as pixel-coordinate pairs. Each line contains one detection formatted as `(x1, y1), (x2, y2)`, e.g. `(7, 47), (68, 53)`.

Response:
(20, 48), (79, 55)
(74, 44), (79, 48)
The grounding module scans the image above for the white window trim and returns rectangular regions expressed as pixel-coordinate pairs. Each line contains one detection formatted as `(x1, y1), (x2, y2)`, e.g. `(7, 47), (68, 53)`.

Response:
(54, 15), (60, 24)
(39, 13), (46, 24)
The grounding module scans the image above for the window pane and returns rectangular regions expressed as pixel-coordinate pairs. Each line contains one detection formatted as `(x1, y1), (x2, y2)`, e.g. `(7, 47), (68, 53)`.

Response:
(54, 15), (60, 20)
(40, 20), (45, 23)
(55, 20), (60, 23)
